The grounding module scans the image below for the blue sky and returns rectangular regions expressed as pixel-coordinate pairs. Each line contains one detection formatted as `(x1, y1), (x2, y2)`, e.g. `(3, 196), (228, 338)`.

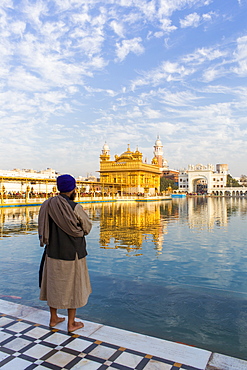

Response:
(1, 0), (247, 177)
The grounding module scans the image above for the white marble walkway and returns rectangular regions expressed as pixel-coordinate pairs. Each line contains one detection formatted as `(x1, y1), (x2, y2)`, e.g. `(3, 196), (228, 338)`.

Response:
(0, 299), (247, 370)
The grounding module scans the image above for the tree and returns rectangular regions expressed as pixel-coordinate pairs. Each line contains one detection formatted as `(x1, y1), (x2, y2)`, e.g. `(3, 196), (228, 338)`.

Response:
(160, 177), (178, 192)
(226, 174), (241, 187)
(240, 175), (247, 186)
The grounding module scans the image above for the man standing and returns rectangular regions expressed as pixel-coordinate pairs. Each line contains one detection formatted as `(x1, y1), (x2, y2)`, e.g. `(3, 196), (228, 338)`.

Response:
(38, 174), (92, 332)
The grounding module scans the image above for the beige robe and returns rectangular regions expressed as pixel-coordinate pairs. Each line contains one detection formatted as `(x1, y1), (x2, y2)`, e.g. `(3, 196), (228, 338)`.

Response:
(40, 255), (92, 309)
(39, 203), (92, 309)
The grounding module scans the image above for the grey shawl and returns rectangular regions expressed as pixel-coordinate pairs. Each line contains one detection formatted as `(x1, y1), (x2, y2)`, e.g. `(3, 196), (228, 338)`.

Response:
(38, 195), (84, 247)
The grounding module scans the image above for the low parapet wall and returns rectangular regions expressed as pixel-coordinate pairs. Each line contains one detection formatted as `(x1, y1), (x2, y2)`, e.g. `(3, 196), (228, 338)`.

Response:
(0, 195), (171, 207)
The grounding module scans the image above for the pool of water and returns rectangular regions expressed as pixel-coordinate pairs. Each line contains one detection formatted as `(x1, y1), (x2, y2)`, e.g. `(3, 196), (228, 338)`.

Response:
(1, 198), (247, 360)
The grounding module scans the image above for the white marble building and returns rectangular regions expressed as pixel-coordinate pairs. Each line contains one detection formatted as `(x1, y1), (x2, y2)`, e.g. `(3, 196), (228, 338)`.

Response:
(178, 164), (228, 194)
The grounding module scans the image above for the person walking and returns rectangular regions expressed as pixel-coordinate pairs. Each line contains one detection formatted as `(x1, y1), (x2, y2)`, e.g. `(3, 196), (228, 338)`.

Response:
(38, 174), (92, 332)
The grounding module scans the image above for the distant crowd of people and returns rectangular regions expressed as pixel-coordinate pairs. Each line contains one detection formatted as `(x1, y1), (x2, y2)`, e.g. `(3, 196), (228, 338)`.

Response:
(1, 190), (163, 200)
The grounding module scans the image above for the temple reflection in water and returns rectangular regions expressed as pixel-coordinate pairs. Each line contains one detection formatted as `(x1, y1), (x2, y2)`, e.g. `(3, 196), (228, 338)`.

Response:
(1, 198), (247, 253)
(96, 202), (169, 255)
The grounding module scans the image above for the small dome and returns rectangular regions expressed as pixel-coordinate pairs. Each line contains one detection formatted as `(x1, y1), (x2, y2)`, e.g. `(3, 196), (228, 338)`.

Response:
(103, 142), (109, 150)
(155, 137), (162, 146)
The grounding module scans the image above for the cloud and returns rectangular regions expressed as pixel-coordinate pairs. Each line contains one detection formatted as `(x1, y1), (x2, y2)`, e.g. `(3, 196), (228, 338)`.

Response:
(202, 11), (214, 21)
(131, 60), (194, 89)
(115, 37), (144, 62)
(201, 67), (225, 82)
(85, 86), (117, 97)
(144, 108), (161, 119)
(22, 0), (49, 29)
(0, 0), (14, 9)
(8, 66), (48, 91)
(10, 20), (26, 36)
(180, 12), (201, 28)
(71, 12), (91, 25)
(179, 10), (216, 28)
(233, 35), (247, 76)
(158, 89), (200, 106)
(110, 20), (125, 37)
(182, 47), (227, 64)
(160, 18), (177, 33)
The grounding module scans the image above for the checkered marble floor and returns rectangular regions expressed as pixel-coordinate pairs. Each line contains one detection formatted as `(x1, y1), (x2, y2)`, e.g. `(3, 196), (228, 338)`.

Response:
(1, 300), (247, 370)
(0, 314), (200, 370)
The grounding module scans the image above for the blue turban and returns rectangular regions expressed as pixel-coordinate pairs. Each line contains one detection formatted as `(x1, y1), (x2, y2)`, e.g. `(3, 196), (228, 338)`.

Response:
(57, 174), (76, 193)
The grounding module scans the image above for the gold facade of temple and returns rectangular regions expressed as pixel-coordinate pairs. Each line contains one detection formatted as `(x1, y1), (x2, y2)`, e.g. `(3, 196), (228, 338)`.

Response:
(99, 144), (161, 195)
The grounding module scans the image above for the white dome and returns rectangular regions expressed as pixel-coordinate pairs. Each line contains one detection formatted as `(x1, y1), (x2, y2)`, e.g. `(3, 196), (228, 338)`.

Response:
(155, 137), (162, 146)
(103, 142), (109, 150)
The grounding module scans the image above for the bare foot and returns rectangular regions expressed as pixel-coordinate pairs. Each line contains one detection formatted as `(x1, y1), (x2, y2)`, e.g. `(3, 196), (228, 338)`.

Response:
(68, 321), (84, 332)
(49, 317), (65, 327)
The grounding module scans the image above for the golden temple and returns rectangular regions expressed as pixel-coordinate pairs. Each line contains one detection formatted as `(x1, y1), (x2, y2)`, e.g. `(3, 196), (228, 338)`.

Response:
(99, 143), (161, 195)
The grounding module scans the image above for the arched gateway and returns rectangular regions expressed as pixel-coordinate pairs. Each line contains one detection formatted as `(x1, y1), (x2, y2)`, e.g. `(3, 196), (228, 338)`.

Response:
(179, 164), (228, 195)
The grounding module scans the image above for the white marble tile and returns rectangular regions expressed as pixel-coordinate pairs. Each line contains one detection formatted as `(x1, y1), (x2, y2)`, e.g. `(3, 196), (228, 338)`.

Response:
(0, 356), (32, 370)
(207, 353), (247, 370)
(115, 351), (144, 368)
(71, 358), (103, 369)
(64, 337), (94, 352)
(0, 350), (9, 362)
(3, 337), (31, 352)
(44, 332), (69, 345)
(6, 321), (31, 333)
(143, 360), (173, 370)
(0, 331), (12, 342)
(25, 326), (50, 339)
(0, 317), (14, 327)
(46, 351), (75, 367)
(24, 344), (54, 359)
(89, 325), (211, 369)
(89, 345), (116, 360)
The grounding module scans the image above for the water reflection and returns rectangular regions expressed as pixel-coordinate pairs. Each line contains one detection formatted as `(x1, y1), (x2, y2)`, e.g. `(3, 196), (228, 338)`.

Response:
(97, 202), (168, 255)
(0, 207), (40, 238)
(179, 197), (228, 230)
(1, 197), (247, 244)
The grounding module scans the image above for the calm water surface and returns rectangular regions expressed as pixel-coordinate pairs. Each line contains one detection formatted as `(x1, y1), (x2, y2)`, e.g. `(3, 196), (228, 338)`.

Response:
(0, 197), (247, 360)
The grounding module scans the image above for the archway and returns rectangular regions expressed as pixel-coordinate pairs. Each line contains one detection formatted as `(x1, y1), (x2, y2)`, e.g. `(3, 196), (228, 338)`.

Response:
(191, 176), (208, 194)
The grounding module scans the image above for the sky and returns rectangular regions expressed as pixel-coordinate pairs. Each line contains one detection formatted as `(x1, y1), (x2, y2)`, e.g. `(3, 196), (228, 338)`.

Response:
(0, 0), (247, 177)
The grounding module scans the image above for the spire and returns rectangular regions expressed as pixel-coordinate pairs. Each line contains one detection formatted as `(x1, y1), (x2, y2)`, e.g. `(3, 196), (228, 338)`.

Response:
(100, 142), (110, 161)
